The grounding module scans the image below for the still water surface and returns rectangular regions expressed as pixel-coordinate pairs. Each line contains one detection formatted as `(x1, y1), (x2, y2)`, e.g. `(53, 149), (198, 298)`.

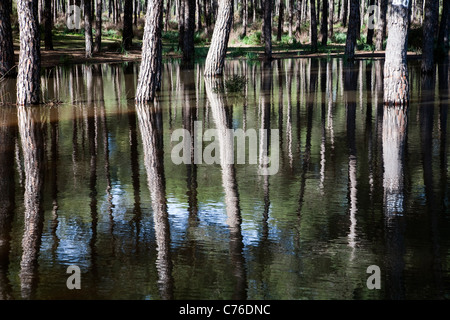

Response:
(0, 58), (449, 299)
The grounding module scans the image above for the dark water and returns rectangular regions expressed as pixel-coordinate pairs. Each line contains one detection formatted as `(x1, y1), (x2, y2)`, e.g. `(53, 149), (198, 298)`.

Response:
(0, 58), (449, 300)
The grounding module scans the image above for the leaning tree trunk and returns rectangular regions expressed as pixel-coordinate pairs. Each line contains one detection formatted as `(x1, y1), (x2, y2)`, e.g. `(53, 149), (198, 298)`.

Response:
(0, 0), (15, 78)
(204, 0), (233, 76)
(85, 0), (93, 57)
(135, 0), (163, 102)
(123, 0), (134, 50)
(383, 1), (410, 106)
(17, 0), (41, 105)
(421, 0), (439, 73)
(345, 0), (359, 59)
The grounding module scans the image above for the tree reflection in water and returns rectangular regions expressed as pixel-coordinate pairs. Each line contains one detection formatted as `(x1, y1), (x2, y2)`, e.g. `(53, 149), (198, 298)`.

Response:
(136, 101), (174, 300)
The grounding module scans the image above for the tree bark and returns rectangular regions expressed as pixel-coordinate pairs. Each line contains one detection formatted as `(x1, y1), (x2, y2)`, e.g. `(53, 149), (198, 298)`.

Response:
(263, 0), (272, 60)
(320, 0), (328, 45)
(182, 0), (196, 68)
(438, 0), (449, 52)
(384, 1), (409, 105)
(123, 0), (134, 50)
(277, 0), (284, 41)
(17, 0), (41, 105)
(345, 0), (359, 59)
(366, 0), (375, 45)
(328, 0), (334, 38)
(85, 0), (93, 57)
(421, 0), (439, 73)
(94, 0), (102, 53)
(204, 0), (233, 76)
(310, 0), (318, 52)
(44, 0), (53, 50)
(0, 0), (15, 78)
(135, 0), (163, 102)
(375, 0), (387, 51)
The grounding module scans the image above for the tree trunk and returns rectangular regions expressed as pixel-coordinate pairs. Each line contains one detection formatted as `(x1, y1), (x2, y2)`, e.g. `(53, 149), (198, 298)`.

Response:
(85, 0), (93, 57)
(438, 0), (449, 53)
(182, 0), (196, 68)
(0, 0), (15, 78)
(204, 0), (233, 76)
(421, 0), (439, 73)
(342, 0), (348, 27)
(17, 0), (41, 105)
(344, 0), (359, 59)
(263, 0), (272, 60)
(366, 0), (375, 45)
(375, 0), (387, 51)
(44, 0), (53, 50)
(384, 1), (410, 105)
(123, 0), (134, 50)
(94, 0), (102, 53)
(328, 0), (334, 38)
(277, 0), (284, 41)
(320, 0), (328, 45)
(288, 0), (293, 37)
(135, 0), (163, 102)
(242, 0), (247, 37)
(310, 0), (318, 52)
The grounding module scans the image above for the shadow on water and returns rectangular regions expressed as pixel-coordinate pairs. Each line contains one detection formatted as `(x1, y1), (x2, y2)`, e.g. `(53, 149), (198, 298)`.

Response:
(0, 58), (449, 300)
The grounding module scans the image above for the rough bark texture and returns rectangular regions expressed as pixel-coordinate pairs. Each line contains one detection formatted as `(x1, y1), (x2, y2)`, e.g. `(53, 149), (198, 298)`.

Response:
(0, 0), (15, 77)
(262, 0), (272, 60)
(17, 0), (41, 105)
(375, 0), (387, 51)
(85, 0), (93, 57)
(345, 0), (360, 59)
(310, 0), (318, 52)
(123, 0), (134, 50)
(383, 2), (409, 105)
(94, 0), (102, 52)
(135, 0), (163, 102)
(204, 0), (233, 76)
(421, 0), (439, 73)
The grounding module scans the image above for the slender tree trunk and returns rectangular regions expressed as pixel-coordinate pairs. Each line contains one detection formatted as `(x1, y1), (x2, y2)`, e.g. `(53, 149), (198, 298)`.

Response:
(263, 0), (272, 60)
(366, 0), (375, 45)
(328, 0), (334, 38)
(375, 0), (387, 51)
(182, 0), (196, 68)
(85, 0), (93, 57)
(288, 0), (293, 37)
(310, 0), (318, 52)
(242, 0), (247, 37)
(421, 0), (439, 73)
(123, 0), (134, 50)
(204, 0), (233, 76)
(44, 0), (54, 50)
(0, 0), (15, 78)
(320, 0), (328, 45)
(135, 0), (163, 102)
(94, 0), (102, 53)
(17, 0), (41, 105)
(342, 0), (348, 27)
(277, 0), (284, 41)
(345, 0), (359, 59)
(384, 1), (410, 105)
(438, 0), (449, 52)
